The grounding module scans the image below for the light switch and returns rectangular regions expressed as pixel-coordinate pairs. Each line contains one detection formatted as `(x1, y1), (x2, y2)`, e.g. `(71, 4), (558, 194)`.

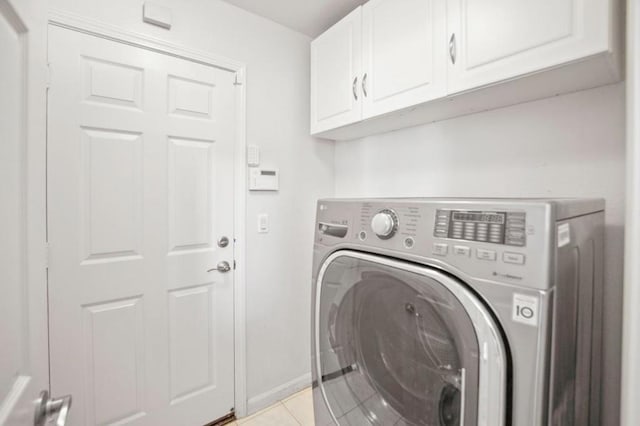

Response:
(247, 144), (260, 167)
(258, 214), (269, 233)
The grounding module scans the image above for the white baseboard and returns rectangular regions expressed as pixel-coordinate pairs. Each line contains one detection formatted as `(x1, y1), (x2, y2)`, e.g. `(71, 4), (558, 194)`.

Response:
(246, 372), (312, 415)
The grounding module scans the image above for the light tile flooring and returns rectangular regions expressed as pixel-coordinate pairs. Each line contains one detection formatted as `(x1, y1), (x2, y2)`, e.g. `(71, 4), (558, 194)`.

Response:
(232, 387), (314, 426)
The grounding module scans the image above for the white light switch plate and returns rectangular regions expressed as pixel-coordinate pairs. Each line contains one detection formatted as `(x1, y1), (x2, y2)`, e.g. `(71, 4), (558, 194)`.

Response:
(247, 144), (260, 167)
(258, 214), (269, 233)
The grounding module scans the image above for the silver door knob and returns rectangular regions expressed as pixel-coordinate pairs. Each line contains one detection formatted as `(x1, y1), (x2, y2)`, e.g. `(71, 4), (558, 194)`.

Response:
(208, 261), (231, 273)
(34, 390), (72, 426)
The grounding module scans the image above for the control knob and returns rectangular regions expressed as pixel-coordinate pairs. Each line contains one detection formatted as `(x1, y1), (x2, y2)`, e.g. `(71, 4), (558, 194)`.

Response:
(371, 209), (399, 239)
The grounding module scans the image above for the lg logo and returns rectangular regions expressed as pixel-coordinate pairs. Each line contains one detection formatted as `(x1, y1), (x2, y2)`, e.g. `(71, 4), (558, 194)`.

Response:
(512, 294), (539, 326)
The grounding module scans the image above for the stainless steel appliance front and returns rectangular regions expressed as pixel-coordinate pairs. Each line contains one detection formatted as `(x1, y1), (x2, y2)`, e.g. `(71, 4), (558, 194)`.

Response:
(311, 198), (604, 426)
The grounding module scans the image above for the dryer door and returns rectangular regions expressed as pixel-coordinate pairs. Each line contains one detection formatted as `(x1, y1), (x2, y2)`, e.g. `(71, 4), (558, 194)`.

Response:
(314, 251), (507, 426)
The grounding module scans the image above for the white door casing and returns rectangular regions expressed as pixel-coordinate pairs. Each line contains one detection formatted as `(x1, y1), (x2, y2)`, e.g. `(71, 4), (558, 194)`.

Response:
(310, 6), (362, 134)
(0, 0), (49, 424)
(362, 0), (447, 118)
(447, 0), (611, 94)
(47, 25), (236, 426)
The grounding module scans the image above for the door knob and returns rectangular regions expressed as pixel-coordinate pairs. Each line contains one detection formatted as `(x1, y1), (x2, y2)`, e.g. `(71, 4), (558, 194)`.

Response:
(34, 390), (72, 426)
(208, 261), (231, 273)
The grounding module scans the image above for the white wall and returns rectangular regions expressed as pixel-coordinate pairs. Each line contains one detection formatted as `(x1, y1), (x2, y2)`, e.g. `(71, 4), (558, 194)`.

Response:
(47, 0), (334, 411)
(334, 83), (625, 426)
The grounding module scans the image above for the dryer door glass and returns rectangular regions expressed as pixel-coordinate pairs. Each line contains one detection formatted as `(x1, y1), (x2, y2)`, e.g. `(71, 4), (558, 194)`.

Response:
(316, 255), (481, 426)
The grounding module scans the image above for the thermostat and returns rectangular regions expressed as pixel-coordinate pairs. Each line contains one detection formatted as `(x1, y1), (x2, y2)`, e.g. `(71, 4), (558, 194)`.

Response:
(249, 168), (279, 191)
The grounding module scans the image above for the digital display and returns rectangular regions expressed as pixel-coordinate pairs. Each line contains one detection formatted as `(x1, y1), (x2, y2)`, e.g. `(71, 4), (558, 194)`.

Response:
(260, 170), (276, 176)
(452, 211), (506, 224)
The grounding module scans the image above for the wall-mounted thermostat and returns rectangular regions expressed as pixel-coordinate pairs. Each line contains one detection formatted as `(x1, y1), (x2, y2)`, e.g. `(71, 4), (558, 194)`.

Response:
(249, 168), (279, 191)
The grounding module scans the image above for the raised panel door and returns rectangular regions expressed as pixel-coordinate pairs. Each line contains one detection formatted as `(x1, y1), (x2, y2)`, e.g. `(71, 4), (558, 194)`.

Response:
(310, 6), (362, 134)
(362, 0), (447, 118)
(48, 26), (236, 426)
(447, 0), (611, 93)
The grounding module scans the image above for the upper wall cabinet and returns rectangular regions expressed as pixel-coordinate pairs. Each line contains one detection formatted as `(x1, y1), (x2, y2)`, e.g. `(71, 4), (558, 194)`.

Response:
(311, 0), (622, 140)
(362, 0), (447, 117)
(310, 7), (362, 134)
(447, 0), (612, 93)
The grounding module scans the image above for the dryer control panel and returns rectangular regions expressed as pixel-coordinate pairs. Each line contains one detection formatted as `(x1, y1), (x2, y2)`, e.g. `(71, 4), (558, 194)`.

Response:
(434, 209), (526, 246)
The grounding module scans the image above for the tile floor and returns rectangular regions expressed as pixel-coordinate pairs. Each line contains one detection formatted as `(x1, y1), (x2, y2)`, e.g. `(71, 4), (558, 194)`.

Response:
(232, 387), (314, 426)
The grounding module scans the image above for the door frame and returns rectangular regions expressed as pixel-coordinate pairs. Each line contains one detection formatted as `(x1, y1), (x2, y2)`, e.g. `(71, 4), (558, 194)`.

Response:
(47, 9), (250, 417)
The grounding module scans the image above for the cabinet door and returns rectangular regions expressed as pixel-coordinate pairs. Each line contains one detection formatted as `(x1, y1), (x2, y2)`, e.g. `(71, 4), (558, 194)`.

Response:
(362, 0), (447, 118)
(447, 0), (610, 94)
(311, 7), (362, 135)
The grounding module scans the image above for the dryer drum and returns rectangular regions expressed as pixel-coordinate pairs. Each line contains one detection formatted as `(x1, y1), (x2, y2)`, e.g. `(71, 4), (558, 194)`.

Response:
(330, 269), (472, 425)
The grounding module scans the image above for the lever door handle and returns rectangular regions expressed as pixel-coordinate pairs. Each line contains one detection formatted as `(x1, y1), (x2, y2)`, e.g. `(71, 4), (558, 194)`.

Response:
(208, 261), (231, 273)
(34, 390), (72, 426)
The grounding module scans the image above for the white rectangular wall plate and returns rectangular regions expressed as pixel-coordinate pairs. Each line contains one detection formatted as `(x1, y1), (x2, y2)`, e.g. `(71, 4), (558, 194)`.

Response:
(258, 214), (269, 233)
(143, 2), (172, 29)
(247, 144), (260, 167)
(249, 168), (279, 191)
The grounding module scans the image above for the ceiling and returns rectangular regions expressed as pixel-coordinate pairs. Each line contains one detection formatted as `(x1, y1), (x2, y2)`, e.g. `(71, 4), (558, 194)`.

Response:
(220, 0), (365, 37)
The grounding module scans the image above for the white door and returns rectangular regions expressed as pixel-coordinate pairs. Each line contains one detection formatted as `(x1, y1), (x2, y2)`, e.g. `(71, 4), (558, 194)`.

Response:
(47, 26), (236, 426)
(310, 6), (362, 135)
(447, 0), (610, 94)
(0, 1), (53, 425)
(362, 0), (447, 119)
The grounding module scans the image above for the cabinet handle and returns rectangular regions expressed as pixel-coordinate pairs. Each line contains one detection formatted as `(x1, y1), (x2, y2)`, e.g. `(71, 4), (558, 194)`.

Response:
(449, 33), (457, 64)
(362, 73), (368, 97)
(352, 76), (358, 100)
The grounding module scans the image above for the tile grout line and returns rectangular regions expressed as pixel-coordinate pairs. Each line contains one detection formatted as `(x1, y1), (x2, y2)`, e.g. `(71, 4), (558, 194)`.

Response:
(280, 400), (303, 426)
(237, 401), (283, 425)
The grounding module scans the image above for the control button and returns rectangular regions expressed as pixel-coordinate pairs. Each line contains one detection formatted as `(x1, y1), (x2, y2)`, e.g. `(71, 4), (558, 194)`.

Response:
(404, 237), (415, 249)
(477, 248), (497, 261)
(503, 252), (526, 265)
(433, 243), (448, 256)
(358, 231), (367, 241)
(463, 222), (476, 240)
(453, 246), (471, 257)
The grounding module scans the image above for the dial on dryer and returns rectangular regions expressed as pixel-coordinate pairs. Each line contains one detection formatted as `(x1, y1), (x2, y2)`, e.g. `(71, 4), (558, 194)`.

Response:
(371, 209), (399, 239)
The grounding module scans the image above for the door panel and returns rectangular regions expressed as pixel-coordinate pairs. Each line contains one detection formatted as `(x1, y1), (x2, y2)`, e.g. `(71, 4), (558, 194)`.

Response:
(48, 26), (235, 426)
(447, 0), (610, 93)
(0, 1), (48, 424)
(362, 0), (447, 118)
(310, 7), (362, 134)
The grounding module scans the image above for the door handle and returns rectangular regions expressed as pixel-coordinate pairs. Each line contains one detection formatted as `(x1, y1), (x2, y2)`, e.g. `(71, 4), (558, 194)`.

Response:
(208, 261), (231, 273)
(449, 33), (457, 64)
(362, 73), (368, 98)
(34, 390), (72, 426)
(352, 76), (358, 100)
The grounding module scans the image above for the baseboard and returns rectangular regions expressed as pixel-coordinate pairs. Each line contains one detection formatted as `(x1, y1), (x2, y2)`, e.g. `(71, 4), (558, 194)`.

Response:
(246, 372), (312, 415)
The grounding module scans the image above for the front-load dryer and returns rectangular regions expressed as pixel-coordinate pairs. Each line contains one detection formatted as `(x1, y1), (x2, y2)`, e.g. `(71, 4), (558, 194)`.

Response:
(311, 198), (604, 426)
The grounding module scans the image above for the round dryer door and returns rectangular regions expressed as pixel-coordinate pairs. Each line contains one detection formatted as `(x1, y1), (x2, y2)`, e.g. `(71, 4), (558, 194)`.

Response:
(314, 251), (507, 426)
